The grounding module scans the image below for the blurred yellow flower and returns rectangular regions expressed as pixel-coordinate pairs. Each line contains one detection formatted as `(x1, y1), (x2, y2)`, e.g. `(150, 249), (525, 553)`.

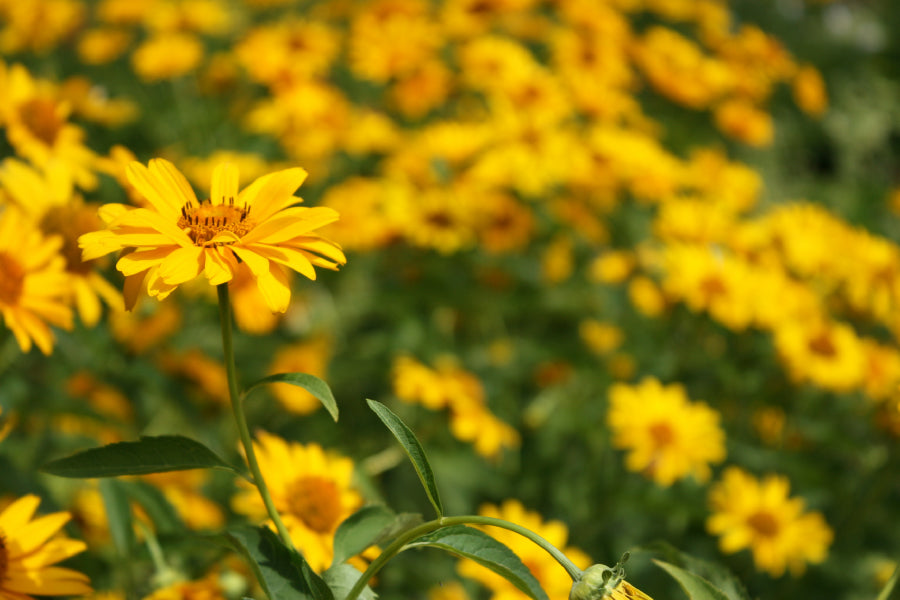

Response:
(707, 467), (833, 577)
(773, 317), (866, 393)
(713, 99), (774, 147)
(232, 432), (363, 573)
(0, 494), (92, 599)
(458, 500), (591, 600)
(79, 158), (345, 312)
(142, 572), (225, 600)
(76, 28), (132, 65)
(0, 207), (72, 354)
(607, 377), (726, 486)
(627, 276), (667, 318)
(267, 337), (332, 415)
(792, 64), (828, 117)
(579, 319), (623, 355)
(131, 33), (203, 82)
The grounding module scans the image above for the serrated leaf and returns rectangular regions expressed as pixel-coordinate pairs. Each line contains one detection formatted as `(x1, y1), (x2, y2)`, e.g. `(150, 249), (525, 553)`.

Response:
(123, 480), (185, 535)
(332, 505), (396, 567)
(224, 526), (315, 600)
(366, 400), (443, 517)
(41, 435), (241, 478)
(654, 560), (730, 600)
(406, 525), (548, 600)
(99, 479), (134, 554)
(245, 373), (338, 422)
(322, 564), (377, 600)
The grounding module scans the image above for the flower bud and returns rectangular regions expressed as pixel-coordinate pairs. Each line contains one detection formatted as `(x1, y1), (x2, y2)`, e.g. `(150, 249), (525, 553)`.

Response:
(569, 555), (653, 600)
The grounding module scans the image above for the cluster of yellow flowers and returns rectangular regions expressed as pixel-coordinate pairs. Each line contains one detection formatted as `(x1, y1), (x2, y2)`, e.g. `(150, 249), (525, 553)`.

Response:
(392, 355), (520, 459)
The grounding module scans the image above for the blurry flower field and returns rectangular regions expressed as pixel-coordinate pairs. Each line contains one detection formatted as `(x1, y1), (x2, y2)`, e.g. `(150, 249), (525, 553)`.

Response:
(1, 0), (900, 599)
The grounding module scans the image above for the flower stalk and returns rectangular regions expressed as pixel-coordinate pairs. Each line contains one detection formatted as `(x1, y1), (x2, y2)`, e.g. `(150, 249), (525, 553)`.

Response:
(343, 515), (584, 600)
(217, 283), (296, 551)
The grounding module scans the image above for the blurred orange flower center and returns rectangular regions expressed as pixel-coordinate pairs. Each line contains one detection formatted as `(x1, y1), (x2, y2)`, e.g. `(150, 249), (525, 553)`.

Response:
(287, 476), (341, 533)
(20, 98), (64, 146)
(177, 197), (254, 245)
(0, 530), (8, 579)
(0, 253), (25, 304)
(807, 332), (836, 357)
(649, 422), (675, 446)
(747, 511), (780, 538)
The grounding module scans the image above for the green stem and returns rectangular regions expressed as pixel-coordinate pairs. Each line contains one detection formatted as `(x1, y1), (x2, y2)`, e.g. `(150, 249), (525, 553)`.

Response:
(217, 284), (296, 551)
(343, 515), (583, 600)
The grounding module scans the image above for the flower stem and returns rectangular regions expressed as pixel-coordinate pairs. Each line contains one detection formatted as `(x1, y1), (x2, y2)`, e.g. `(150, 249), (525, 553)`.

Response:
(343, 515), (583, 600)
(217, 283), (296, 551)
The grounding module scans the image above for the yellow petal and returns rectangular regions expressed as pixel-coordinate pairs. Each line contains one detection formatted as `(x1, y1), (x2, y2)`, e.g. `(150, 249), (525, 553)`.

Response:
(126, 161), (189, 219)
(156, 245), (204, 285)
(123, 272), (147, 311)
(256, 264), (292, 313)
(203, 247), (236, 285)
(241, 207), (340, 245)
(18, 538), (87, 568)
(211, 162), (239, 205)
(0, 495), (41, 534)
(79, 230), (122, 261)
(4, 566), (92, 596)
(73, 278), (101, 327)
(245, 244), (316, 280)
(8, 512), (71, 556)
(117, 247), (173, 277)
(239, 167), (307, 222)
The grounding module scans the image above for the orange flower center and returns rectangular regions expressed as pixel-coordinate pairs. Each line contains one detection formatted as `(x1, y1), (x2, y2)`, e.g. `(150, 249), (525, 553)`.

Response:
(287, 476), (342, 533)
(808, 331), (837, 357)
(0, 530), (7, 580)
(177, 198), (254, 246)
(0, 253), (25, 305)
(41, 206), (100, 275)
(19, 98), (64, 146)
(747, 510), (780, 538)
(648, 422), (675, 447)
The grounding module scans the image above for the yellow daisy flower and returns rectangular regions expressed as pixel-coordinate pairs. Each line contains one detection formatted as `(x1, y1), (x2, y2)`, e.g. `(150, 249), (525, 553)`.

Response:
(78, 158), (346, 312)
(707, 467), (833, 577)
(607, 377), (726, 486)
(231, 431), (363, 573)
(0, 207), (73, 355)
(0, 494), (92, 599)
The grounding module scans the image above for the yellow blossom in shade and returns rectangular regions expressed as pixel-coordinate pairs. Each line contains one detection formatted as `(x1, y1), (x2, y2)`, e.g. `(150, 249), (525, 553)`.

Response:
(158, 348), (228, 403)
(131, 33), (204, 82)
(773, 317), (866, 393)
(0, 207), (73, 355)
(0, 494), (92, 599)
(627, 276), (666, 318)
(588, 251), (635, 284)
(229, 262), (282, 334)
(231, 432), (363, 573)
(78, 158), (345, 313)
(607, 377), (726, 486)
(268, 337), (332, 415)
(458, 500), (592, 600)
(579, 319), (624, 355)
(792, 64), (828, 117)
(319, 178), (399, 253)
(58, 78), (139, 128)
(76, 28), (132, 65)
(109, 300), (181, 354)
(142, 572), (225, 600)
(707, 467), (833, 577)
(541, 235), (574, 284)
(449, 397), (520, 460)
(713, 99), (774, 147)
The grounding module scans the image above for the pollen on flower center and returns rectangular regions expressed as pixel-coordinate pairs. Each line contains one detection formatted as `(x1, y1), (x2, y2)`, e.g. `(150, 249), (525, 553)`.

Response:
(20, 98), (64, 146)
(747, 510), (780, 538)
(177, 197), (254, 246)
(648, 422), (675, 446)
(0, 253), (26, 305)
(287, 476), (342, 533)
(808, 332), (836, 357)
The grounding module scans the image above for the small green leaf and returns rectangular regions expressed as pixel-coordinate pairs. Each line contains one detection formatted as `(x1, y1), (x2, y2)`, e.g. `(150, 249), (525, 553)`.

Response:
(332, 505), (396, 567)
(876, 563), (899, 600)
(245, 373), (338, 422)
(643, 542), (749, 600)
(322, 564), (377, 600)
(295, 552), (334, 600)
(654, 560), (730, 600)
(123, 480), (185, 535)
(41, 435), (241, 478)
(366, 400), (443, 518)
(224, 526), (315, 600)
(99, 479), (134, 554)
(406, 525), (548, 600)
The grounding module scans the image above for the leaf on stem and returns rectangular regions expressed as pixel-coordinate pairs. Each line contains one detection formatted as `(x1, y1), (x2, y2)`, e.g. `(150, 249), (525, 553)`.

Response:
(123, 480), (186, 535)
(40, 435), (243, 478)
(653, 560), (731, 600)
(332, 505), (424, 567)
(406, 525), (549, 600)
(643, 541), (749, 600)
(322, 564), (378, 600)
(366, 399), (443, 518)
(244, 373), (339, 422)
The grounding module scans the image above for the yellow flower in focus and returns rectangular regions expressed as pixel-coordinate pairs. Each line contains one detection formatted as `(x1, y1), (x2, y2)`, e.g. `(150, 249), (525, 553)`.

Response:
(607, 377), (726, 486)
(458, 500), (591, 600)
(0, 207), (73, 355)
(79, 158), (345, 312)
(231, 432), (363, 573)
(0, 494), (92, 599)
(268, 337), (332, 415)
(707, 467), (833, 577)
(131, 33), (203, 82)
(792, 64), (828, 117)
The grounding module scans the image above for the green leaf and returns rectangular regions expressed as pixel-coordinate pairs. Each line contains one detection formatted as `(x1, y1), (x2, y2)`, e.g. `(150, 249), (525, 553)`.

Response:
(643, 542), (749, 600)
(406, 525), (548, 600)
(41, 435), (241, 478)
(99, 479), (134, 554)
(654, 560), (730, 600)
(876, 563), (899, 600)
(123, 480), (185, 535)
(224, 526), (316, 600)
(322, 564), (377, 600)
(332, 505), (396, 567)
(245, 373), (339, 422)
(366, 399), (443, 517)
(297, 554), (334, 600)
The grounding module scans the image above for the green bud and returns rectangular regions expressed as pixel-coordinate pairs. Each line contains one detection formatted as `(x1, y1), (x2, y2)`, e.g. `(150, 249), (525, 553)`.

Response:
(569, 554), (632, 600)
